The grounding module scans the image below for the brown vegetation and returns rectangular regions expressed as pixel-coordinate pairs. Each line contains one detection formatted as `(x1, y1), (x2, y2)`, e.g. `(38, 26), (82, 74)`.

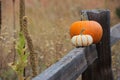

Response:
(0, 0), (120, 80)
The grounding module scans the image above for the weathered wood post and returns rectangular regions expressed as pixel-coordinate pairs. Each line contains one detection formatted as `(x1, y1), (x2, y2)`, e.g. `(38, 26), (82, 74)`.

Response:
(81, 10), (114, 80)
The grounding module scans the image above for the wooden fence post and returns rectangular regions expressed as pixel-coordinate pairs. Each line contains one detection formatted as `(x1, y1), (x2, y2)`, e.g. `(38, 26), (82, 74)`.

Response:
(81, 10), (114, 80)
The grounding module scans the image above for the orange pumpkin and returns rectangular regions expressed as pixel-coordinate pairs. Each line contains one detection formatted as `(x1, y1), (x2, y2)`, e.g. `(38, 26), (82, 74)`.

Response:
(70, 21), (103, 43)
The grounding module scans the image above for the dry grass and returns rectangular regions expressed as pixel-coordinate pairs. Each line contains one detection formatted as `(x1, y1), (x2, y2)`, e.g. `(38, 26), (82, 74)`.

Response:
(0, 0), (120, 80)
(112, 41), (120, 80)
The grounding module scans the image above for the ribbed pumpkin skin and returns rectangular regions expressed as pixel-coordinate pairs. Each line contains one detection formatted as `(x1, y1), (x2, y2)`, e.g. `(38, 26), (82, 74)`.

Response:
(70, 21), (103, 43)
(71, 35), (93, 47)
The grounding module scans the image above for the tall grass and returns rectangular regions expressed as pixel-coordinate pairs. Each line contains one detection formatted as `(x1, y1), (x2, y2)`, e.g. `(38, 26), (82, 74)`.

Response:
(22, 16), (38, 77)
(0, 0), (120, 80)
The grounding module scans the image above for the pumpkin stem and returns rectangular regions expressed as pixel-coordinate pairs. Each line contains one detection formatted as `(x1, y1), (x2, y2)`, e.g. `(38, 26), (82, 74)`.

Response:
(80, 12), (89, 21)
(80, 28), (85, 35)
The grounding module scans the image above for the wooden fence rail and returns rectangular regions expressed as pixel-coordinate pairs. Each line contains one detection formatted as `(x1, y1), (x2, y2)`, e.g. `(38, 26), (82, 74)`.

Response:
(33, 10), (120, 80)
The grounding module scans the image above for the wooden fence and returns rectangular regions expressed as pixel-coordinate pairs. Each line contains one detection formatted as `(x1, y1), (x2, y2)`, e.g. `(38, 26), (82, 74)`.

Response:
(33, 10), (120, 80)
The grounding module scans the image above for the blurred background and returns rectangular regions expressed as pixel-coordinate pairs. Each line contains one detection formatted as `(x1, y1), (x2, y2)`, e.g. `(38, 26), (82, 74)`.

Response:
(0, 0), (120, 80)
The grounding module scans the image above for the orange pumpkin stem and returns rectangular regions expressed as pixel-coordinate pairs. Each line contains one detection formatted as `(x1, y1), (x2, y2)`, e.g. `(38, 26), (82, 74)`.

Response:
(80, 28), (85, 35)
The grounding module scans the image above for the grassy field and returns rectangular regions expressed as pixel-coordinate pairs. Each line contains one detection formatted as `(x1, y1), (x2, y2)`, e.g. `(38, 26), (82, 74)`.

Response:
(0, 0), (120, 80)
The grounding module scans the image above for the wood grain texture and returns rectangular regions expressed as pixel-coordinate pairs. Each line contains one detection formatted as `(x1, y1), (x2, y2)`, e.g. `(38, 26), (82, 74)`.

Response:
(33, 46), (97, 80)
(82, 10), (114, 80)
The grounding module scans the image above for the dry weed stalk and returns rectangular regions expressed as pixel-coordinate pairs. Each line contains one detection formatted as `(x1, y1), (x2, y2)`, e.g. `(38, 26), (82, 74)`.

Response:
(20, 0), (25, 31)
(22, 16), (38, 77)
(12, 0), (16, 63)
(19, 0), (26, 77)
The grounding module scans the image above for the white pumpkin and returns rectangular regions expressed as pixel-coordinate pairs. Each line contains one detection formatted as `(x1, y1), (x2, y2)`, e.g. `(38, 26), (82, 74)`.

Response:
(71, 35), (93, 47)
